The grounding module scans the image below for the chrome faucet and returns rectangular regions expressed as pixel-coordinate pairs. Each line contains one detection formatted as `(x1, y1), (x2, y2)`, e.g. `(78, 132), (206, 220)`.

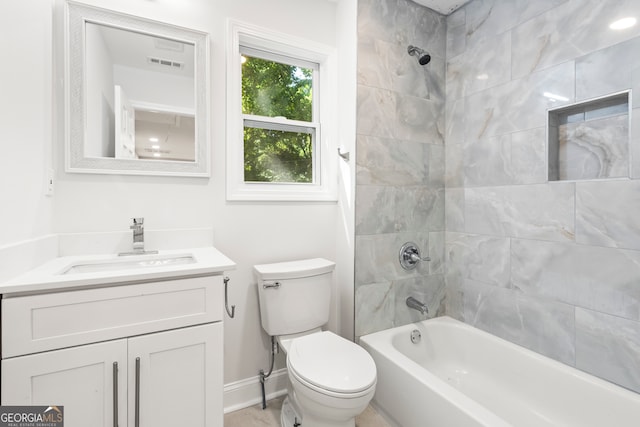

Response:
(406, 297), (428, 315)
(130, 217), (145, 253)
(118, 218), (158, 256)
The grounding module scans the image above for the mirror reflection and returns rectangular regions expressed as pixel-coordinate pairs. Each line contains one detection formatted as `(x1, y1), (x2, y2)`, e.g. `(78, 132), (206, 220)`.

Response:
(85, 22), (196, 162)
(65, 1), (209, 176)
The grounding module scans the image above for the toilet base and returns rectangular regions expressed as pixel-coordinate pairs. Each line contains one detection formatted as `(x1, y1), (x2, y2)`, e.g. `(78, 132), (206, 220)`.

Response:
(280, 395), (357, 427)
(281, 396), (303, 427)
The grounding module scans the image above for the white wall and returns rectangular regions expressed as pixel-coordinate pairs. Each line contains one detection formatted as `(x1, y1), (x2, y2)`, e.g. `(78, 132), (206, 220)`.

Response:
(0, 0), (54, 247)
(0, 0), (353, 406)
(335, 0), (358, 340)
(113, 65), (194, 110)
(45, 0), (354, 403)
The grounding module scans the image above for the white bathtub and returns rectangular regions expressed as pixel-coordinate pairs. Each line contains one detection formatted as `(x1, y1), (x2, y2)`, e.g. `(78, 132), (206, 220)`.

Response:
(360, 316), (640, 427)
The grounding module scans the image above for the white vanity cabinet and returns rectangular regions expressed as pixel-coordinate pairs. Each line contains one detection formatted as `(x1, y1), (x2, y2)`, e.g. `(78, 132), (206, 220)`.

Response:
(1, 275), (225, 427)
(3, 339), (128, 427)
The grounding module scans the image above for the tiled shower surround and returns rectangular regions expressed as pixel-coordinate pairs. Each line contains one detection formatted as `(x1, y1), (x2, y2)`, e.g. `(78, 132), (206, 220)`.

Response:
(356, 0), (640, 394)
(355, 0), (447, 337)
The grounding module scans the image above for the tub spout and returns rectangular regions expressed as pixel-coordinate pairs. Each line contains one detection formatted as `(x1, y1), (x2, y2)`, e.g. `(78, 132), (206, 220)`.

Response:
(406, 297), (428, 315)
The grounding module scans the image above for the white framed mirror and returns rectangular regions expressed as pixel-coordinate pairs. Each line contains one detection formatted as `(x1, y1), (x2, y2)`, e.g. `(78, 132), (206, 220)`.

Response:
(64, 1), (210, 176)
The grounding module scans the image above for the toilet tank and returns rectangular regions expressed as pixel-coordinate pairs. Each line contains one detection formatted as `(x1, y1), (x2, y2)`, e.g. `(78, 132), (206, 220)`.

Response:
(255, 258), (335, 337)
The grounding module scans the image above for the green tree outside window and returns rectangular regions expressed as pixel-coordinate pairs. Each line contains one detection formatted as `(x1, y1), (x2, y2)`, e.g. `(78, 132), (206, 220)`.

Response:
(242, 55), (315, 183)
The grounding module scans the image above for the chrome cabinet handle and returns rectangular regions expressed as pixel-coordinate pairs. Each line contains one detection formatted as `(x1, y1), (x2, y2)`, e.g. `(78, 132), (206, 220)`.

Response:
(262, 282), (281, 289)
(113, 362), (118, 427)
(135, 357), (141, 427)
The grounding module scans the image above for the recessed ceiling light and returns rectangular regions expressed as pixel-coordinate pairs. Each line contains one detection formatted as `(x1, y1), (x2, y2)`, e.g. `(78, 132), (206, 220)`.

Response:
(476, 73), (489, 80)
(151, 144), (160, 149)
(149, 137), (159, 143)
(610, 17), (637, 30)
(153, 153), (161, 157)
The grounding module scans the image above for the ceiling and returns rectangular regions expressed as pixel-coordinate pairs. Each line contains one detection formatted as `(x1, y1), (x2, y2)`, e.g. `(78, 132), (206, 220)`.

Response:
(411, 0), (472, 15)
(95, 23), (195, 78)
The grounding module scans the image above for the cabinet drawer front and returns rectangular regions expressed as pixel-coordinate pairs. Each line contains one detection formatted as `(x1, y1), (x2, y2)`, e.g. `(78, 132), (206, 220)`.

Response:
(2, 276), (223, 358)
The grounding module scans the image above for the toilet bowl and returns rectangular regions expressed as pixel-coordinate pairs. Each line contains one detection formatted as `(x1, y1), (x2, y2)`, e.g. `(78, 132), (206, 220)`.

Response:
(283, 331), (376, 427)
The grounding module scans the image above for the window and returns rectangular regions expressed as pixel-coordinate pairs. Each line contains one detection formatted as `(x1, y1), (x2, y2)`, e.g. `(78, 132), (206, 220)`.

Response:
(241, 48), (317, 184)
(226, 21), (337, 201)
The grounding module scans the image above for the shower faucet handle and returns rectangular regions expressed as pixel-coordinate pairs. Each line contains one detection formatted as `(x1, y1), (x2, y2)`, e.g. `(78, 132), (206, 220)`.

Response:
(399, 242), (430, 270)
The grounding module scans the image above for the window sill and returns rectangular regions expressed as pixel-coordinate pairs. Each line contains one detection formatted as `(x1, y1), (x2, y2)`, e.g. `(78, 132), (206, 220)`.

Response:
(226, 183), (337, 202)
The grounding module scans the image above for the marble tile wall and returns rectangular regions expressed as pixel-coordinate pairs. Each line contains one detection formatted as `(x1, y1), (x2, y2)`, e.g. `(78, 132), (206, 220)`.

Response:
(445, 0), (640, 393)
(549, 95), (631, 181)
(355, 0), (446, 337)
(558, 114), (629, 180)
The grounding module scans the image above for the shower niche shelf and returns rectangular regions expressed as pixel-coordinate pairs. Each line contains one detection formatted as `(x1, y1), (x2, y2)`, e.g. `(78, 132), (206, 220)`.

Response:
(548, 91), (631, 181)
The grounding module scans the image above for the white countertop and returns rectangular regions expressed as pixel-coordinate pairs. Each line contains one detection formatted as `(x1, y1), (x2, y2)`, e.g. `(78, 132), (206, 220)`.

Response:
(0, 246), (236, 295)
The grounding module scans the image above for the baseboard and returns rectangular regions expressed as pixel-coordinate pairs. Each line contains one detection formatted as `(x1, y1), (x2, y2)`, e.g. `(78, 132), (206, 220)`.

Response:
(224, 368), (288, 414)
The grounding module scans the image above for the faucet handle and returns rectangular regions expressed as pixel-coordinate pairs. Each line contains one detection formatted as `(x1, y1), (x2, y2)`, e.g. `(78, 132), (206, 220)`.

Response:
(130, 218), (144, 229)
(120, 217), (155, 256)
(399, 242), (430, 270)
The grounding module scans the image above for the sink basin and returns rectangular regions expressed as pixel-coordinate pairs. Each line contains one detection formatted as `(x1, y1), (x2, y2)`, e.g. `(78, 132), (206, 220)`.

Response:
(62, 254), (196, 275)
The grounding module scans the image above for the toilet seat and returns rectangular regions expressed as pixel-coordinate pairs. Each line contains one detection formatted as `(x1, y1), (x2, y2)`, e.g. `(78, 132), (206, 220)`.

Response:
(287, 331), (376, 396)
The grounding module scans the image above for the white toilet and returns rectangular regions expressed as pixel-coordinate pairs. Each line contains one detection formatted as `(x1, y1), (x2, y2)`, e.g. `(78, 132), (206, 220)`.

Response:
(255, 258), (377, 427)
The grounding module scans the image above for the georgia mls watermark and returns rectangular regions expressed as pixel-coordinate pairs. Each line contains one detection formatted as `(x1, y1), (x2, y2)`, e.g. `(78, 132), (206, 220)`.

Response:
(0, 406), (63, 427)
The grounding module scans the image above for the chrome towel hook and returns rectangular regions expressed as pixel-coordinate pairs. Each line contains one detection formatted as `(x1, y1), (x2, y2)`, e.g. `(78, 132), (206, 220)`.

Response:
(224, 276), (236, 318)
(337, 147), (350, 162)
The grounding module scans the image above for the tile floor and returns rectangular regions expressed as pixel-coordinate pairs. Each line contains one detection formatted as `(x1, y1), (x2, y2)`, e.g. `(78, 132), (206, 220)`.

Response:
(224, 396), (391, 427)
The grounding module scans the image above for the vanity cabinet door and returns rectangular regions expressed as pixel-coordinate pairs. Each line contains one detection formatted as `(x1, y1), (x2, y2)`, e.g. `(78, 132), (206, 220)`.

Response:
(1, 339), (128, 427)
(127, 323), (223, 427)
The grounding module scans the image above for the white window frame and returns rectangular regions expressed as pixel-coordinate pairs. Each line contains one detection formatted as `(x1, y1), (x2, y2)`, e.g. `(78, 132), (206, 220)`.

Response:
(226, 19), (337, 202)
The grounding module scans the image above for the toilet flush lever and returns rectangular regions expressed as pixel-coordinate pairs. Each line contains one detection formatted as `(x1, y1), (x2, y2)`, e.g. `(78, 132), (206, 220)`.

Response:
(263, 282), (281, 289)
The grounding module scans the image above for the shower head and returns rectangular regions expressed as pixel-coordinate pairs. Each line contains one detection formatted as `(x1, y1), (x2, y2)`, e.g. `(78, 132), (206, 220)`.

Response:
(407, 45), (431, 66)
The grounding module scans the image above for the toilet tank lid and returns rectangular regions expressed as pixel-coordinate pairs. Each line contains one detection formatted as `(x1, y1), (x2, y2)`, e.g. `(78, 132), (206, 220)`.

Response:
(254, 258), (335, 280)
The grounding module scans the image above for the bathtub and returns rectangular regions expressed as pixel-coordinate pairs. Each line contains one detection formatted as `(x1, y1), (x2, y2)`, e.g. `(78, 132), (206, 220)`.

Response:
(360, 316), (640, 427)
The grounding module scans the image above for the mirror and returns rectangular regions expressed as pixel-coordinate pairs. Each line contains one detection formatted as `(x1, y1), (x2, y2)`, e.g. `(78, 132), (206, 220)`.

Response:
(65, 2), (209, 176)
